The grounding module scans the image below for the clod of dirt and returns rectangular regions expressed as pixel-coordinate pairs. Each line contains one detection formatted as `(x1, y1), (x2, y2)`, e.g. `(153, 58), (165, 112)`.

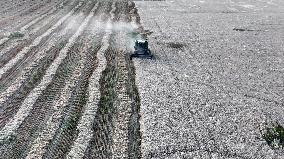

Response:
(233, 28), (254, 32)
(8, 32), (24, 39)
(130, 8), (138, 14)
(140, 29), (153, 36)
(166, 42), (186, 49)
(262, 123), (284, 149)
(128, 1), (135, 9)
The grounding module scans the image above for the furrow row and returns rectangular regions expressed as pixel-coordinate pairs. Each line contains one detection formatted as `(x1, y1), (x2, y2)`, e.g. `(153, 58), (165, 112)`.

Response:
(0, 1), (93, 129)
(0, 1), (145, 159)
(0, 0), (71, 49)
(0, 0), (85, 79)
(0, 0), (92, 145)
(0, 3), (97, 159)
(66, 10), (114, 159)
(40, 3), (106, 159)
(0, 0), (83, 67)
(111, 1), (133, 158)
(24, 3), (100, 158)
(83, 1), (118, 158)
(0, 0), (68, 44)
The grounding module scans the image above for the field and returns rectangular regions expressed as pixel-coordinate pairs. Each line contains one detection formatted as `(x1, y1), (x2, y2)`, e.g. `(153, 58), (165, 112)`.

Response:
(0, 0), (283, 158)
(0, 0), (143, 158)
(135, 0), (284, 158)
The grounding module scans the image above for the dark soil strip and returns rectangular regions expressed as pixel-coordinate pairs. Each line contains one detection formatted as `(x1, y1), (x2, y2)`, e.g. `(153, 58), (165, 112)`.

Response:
(85, 1), (143, 158)
(83, 2), (117, 157)
(83, 1), (125, 158)
(84, 46), (118, 159)
(127, 1), (144, 158)
(126, 55), (142, 159)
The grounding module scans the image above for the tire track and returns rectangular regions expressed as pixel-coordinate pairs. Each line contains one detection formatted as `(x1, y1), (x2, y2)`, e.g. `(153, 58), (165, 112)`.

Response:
(83, 1), (121, 158)
(108, 1), (143, 158)
(19, 0), (67, 31)
(84, 43), (117, 159)
(0, 0), (65, 43)
(0, 0), (82, 67)
(43, 16), (106, 159)
(0, 0), (50, 16)
(0, 0), (92, 129)
(0, 8), (97, 159)
(66, 8), (114, 159)
(0, 0), (86, 80)
(126, 2), (144, 158)
(1, 1), (144, 159)
(0, 0), (65, 29)
(110, 1), (140, 158)
(24, 3), (101, 158)
(0, 0), (71, 49)
(0, 38), (9, 47)
(0, 0), (41, 17)
(0, 0), (91, 148)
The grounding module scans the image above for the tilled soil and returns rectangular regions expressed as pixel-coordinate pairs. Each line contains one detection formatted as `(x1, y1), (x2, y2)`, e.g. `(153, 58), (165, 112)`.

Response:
(0, 0), (142, 158)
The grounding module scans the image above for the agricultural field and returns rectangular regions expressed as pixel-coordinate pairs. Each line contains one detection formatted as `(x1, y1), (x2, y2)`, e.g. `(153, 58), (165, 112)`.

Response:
(134, 0), (284, 158)
(0, 0), (143, 158)
(0, 0), (283, 159)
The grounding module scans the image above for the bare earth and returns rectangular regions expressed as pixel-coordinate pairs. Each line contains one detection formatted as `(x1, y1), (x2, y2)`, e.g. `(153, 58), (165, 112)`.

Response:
(0, 0), (283, 159)
(0, 0), (142, 158)
(134, 0), (284, 158)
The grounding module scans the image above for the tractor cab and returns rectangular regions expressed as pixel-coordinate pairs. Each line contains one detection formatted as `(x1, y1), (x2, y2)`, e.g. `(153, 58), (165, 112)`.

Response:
(130, 40), (153, 59)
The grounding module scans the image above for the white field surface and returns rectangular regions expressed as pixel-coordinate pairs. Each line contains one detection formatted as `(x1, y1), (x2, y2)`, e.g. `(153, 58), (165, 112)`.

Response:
(134, 0), (284, 158)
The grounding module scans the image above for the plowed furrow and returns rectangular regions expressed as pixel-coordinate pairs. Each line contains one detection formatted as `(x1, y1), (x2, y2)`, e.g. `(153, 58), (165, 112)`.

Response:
(0, 1), (95, 129)
(83, 1), (120, 159)
(127, 2), (144, 158)
(0, 0), (41, 17)
(0, 3), (97, 159)
(0, 0), (67, 46)
(0, 15), (82, 128)
(19, 1), (64, 32)
(43, 43), (100, 159)
(26, 3), (102, 159)
(0, 0), (83, 66)
(0, 0), (86, 79)
(66, 9), (114, 159)
(0, 0), (89, 89)
(1, 1), (145, 159)
(18, 0), (64, 17)
(0, 0), (72, 50)
(84, 1), (142, 158)
(0, 0), (68, 31)
(43, 24), (103, 159)
(109, 2), (133, 158)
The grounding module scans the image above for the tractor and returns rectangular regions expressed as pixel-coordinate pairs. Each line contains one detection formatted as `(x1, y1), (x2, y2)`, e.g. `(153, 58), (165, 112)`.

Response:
(130, 40), (153, 60)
